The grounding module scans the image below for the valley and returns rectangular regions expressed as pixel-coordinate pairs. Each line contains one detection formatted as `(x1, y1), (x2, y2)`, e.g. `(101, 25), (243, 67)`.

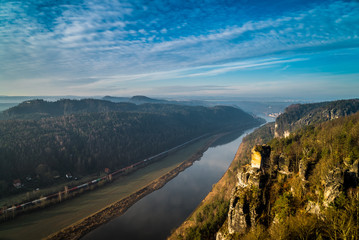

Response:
(171, 98), (359, 240)
(0, 98), (263, 239)
(1, 1), (358, 239)
(0, 134), (215, 240)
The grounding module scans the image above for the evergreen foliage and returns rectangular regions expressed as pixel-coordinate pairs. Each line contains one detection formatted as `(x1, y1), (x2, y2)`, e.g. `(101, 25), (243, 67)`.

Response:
(243, 112), (359, 240)
(182, 198), (230, 240)
(275, 99), (359, 137)
(0, 99), (263, 197)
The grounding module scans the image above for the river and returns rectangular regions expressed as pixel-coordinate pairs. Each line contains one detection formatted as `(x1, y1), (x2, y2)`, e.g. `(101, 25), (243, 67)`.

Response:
(0, 128), (255, 240)
(82, 127), (256, 240)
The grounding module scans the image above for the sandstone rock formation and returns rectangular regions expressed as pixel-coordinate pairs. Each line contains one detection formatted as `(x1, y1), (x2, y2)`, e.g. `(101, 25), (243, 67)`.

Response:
(217, 145), (271, 239)
(274, 99), (359, 138)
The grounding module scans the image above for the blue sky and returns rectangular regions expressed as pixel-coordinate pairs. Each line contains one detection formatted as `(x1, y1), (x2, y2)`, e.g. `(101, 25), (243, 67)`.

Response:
(0, 0), (358, 99)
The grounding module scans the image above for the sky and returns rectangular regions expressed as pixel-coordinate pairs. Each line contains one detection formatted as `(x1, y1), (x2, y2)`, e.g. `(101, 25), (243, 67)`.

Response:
(0, 0), (358, 99)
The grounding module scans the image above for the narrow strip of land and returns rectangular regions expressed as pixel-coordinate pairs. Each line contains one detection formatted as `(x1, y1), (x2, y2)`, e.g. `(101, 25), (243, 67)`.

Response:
(46, 134), (222, 240)
(1, 134), (208, 217)
(0, 134), (221, 240)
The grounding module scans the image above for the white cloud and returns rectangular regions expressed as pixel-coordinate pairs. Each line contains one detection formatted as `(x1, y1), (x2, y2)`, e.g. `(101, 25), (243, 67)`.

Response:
(0, 0), (358, 97)
(185, 58), (308, 77)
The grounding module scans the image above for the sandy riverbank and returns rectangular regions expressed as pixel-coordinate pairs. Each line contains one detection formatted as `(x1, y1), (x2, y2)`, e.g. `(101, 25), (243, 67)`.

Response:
(167, 126), (258, 240)
(45, 134), (223, 240)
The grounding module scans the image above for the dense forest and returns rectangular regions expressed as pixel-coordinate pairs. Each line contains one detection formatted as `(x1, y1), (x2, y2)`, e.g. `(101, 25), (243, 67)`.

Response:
(171, 98), (359, 240)
(0, 99), (263, 197)
(0, 97), (209, 120)
(275, 99), (359, 137)
(229, 111), (359, 240)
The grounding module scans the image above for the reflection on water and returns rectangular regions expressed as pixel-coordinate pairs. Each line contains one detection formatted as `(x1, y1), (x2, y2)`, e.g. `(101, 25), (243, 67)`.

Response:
(211, 129), (248, 148)
(82, 127), (257, 240)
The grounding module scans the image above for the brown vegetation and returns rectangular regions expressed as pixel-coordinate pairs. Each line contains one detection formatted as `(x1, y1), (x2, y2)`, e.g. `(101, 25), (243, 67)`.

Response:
(222, 112), (359, 240)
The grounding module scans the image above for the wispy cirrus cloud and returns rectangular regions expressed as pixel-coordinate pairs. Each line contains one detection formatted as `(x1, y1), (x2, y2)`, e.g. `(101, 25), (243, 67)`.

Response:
(0, 0), (358, 97)
(66, 57), (308, 92)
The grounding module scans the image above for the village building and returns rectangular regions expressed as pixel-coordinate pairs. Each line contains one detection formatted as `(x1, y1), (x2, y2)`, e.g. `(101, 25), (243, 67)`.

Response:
(13, 179), (22, 189)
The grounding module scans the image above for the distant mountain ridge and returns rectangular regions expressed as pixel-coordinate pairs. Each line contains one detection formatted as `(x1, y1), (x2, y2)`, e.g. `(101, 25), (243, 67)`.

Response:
(130, 95), (165, 103)
(275, 98), (359, 137)
(102, 95), (210, 106)
(102, 95), (166, 104)
(0, 95), (211, 120)
(0, 98), (264, 198)
(0, 99), (135, 120)
(101, 96), (130, 102)
(0, 95), (295, 120)
(0, 98), (250, 121)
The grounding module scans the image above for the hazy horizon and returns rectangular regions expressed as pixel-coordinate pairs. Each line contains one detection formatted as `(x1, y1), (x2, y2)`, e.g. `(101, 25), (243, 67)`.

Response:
(0, 94), (356, 102)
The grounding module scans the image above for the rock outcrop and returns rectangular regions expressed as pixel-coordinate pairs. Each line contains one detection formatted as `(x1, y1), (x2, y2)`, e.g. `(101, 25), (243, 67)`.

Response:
(217, 145), (271, 239)
(217, 143), (359, 239)
(274, 99), (359, 138)
(251, 144), (271, 170)
(323, 167), (344, 207)
(217, 107), (359, 240)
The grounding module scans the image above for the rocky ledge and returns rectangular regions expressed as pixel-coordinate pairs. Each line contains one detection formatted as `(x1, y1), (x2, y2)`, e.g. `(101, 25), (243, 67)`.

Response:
(217, 143), (359, 240)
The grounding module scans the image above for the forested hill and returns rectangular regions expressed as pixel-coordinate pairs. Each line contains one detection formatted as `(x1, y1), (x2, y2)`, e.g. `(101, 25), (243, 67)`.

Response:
(102, 95), (209, 106)
(0, 98), (249, 121)
(0, 99), (136, 120)
(170, 98), (359, 240)
(275, 98), (359, 137)
(0, 99), (263, 197)
(102, 95), (167, 104)
(215, 111), (359, 240)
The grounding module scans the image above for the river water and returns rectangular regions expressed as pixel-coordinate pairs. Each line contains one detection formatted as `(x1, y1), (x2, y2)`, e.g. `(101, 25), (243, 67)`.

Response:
(82, 127), (256, 240)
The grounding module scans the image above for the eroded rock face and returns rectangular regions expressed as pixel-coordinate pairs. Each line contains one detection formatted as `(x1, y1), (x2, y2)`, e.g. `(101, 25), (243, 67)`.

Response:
(274, 99), (359, 138)
(226, 145), (271, 236)
(283, 130), (290, 138)
(228, 188), (249, 234)
(305, 201), (321, 215)
(299, 159), (308, 181)
(323, 167), (344, 207)
(227, 184), (263, 235)
(351, 159), (359, 177)
(343, 159), (359, 188)
(251, 144), (271, 170)
(216, 231), (226, 240)
(237, 165), (262, 188)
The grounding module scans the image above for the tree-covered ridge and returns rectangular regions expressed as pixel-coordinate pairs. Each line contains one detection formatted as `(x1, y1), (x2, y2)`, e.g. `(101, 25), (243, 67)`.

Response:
(222, 112), (359, 240)
(173, 99), (359, 240)
(0, 98), (257, 121)
(275, 98), (359, 137)
(0, 99), (135, 119)
(271, 112), (359, 178)
(169, 122), (274, 240)
(0, 100), (263, 197)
